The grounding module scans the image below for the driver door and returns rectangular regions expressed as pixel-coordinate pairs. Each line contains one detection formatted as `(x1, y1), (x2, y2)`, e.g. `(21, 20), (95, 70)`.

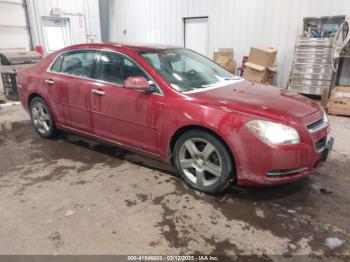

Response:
(90, 51), (164, 154)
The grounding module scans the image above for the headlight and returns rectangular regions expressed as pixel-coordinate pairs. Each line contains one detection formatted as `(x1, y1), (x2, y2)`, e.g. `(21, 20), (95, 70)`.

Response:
(246, 120), (300, 145)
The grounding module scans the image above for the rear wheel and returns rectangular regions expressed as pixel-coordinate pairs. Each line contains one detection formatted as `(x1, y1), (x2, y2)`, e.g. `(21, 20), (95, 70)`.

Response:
(29, 97), (58, 138)
(173, 129), (234, 194)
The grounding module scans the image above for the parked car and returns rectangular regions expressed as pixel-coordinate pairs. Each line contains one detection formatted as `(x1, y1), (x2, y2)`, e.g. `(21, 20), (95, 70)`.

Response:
(17, 43), (333, 193)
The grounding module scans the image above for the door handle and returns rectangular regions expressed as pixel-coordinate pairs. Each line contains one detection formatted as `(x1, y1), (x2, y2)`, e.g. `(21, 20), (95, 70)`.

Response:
(91, 89), (106, 95)
(44, 79), (55, 85)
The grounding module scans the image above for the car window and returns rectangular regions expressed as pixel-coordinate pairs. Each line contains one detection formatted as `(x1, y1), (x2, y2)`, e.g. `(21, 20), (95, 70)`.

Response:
(172, 54), (205, 73)
(51, 55), (63, 72)
(98, 51), (150, 85)
(98, 52), (124, 85)
(139, 49), (234, 92)
(53, 50), (98, 78)
(123, 57), (150, 80)
(139, 53), (161, 70)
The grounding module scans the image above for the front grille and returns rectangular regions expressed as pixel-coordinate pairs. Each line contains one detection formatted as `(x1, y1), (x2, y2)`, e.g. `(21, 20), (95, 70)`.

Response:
(315, 136), (327, 152)
(307, 117), (325, 131)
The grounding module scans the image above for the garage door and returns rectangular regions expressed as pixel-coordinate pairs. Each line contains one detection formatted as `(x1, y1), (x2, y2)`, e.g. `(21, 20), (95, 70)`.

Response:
(0, 0), (31, 51)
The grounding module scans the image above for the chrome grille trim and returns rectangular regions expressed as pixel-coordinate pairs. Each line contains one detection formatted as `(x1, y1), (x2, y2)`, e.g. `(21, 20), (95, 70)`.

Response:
(315, 136), (328, 153)
(306, 116), (328, 133)
(267, 167), (309, 177)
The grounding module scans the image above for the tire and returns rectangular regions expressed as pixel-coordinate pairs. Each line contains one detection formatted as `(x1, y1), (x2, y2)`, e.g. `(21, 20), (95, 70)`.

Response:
(173, 129), (234, 194)
(29, 97), (58, 138)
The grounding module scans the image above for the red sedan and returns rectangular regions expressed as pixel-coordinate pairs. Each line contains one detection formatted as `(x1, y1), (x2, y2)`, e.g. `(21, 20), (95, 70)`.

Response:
(17, 43), (333, 193)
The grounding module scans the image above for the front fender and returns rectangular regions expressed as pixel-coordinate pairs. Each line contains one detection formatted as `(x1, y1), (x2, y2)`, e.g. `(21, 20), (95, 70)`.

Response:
(158, 98), (245, 167)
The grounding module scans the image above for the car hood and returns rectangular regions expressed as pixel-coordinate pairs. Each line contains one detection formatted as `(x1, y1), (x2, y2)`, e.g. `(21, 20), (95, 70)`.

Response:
(185, 80), (320, 120)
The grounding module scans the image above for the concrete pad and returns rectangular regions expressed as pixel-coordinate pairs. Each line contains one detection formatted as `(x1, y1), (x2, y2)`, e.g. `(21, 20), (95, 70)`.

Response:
(0, 105), (349, 257)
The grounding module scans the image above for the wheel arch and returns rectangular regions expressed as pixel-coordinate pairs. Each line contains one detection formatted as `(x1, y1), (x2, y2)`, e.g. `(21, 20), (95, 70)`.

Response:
(28, 93), (44, 107)
(168, 125), (236, 172)
(27, 93), (58, 123)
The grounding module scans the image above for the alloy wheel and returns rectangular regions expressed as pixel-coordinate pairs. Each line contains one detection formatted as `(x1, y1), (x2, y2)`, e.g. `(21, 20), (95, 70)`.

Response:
(178, 138), (223, 187)
(31, 102), (51, 135)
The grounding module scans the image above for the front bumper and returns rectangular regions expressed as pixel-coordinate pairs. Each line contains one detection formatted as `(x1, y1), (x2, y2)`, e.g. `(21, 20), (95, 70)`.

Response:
(320, 136), (334, 162)
(229, 113), (332, 187)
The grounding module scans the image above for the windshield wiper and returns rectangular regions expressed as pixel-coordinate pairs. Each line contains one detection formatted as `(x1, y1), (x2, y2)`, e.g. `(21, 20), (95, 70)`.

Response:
(224, 76), (241, 81)
(180, 85), (208, 92)
(201, 78), (241, 88)
(201, 83), (218, 88)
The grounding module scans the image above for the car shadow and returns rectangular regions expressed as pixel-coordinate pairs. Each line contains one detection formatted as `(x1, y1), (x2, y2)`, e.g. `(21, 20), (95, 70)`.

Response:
(225, 177), (313, 201)
(59, 131), (178, 176)
(59, 131), (312, 202)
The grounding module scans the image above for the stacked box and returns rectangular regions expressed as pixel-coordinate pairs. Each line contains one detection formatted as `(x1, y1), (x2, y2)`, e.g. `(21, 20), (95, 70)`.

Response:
(328, 86), (350, 116)
(243, 47), (277, 84)
(213, 48), (236, 73)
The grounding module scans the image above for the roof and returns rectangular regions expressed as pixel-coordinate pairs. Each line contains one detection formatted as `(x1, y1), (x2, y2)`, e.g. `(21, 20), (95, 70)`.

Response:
(108, 42), (182, 51)
(60, 42), (182, 54)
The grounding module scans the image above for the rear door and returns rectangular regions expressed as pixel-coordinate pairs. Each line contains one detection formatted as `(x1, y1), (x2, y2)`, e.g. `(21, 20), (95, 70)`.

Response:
(46, 49), (99, 133)
(90, 50), (164, 154)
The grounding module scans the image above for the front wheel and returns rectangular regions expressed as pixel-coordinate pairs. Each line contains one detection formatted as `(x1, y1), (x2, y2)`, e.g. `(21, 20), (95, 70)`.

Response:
(29, 97), (58, 138)
(173, 130), (234, 194)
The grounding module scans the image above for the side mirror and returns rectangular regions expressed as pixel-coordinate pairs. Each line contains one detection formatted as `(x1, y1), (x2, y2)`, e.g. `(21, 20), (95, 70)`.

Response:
(123, 76), (155, 93)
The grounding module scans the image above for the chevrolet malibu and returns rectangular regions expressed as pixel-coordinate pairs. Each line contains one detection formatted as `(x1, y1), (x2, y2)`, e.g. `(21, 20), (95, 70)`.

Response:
(17, 43), (333, 193)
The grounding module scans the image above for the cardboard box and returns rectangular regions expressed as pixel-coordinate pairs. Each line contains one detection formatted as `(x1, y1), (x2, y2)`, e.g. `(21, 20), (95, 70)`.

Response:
(328, 86), (350, 116)
(221, 60), (236, 73)
(213, 48), (236, 73)
(243, 46), (277, 84)
(248, 47), (277, 69)
(243, 65), (271, 83)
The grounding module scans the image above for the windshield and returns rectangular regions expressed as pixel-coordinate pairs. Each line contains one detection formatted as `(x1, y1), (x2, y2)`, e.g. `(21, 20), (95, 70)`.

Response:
(139, 48), (239, 92)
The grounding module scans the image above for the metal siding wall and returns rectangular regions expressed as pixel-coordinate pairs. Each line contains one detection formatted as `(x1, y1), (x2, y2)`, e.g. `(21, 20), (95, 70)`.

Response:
(0, 0), (30, 50)
(26, 0), (101, 50)
(110, 0), (350, 87)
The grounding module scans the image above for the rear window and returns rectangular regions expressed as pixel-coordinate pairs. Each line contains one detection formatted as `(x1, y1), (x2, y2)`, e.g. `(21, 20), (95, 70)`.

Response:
(50, 50), (98, 78)
(51, 55), (63, 72)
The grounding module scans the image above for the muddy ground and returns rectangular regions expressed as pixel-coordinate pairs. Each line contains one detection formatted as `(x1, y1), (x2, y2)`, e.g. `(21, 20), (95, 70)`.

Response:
(0, 105), (349, 259)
